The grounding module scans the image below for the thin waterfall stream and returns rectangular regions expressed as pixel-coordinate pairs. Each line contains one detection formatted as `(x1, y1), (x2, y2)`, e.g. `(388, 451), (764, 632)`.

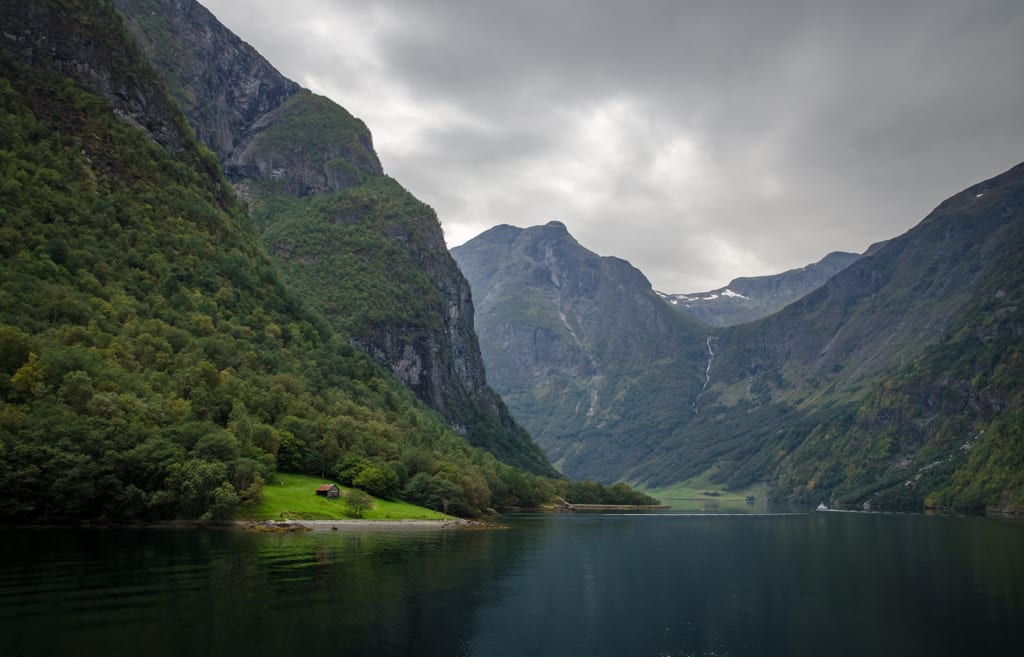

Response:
(692, 335), (714, 413)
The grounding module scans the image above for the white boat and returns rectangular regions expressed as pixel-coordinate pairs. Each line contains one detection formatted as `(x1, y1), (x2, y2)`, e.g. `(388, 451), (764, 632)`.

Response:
(816, 502), (828, 511)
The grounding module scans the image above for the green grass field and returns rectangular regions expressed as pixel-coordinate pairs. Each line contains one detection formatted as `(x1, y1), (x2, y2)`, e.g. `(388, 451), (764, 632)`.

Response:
(240, 472), (451, 521)
(645, 473), (767, 512)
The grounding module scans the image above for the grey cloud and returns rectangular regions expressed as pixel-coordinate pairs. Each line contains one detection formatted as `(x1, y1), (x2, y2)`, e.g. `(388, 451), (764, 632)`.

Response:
(202, 0), (1024, 291)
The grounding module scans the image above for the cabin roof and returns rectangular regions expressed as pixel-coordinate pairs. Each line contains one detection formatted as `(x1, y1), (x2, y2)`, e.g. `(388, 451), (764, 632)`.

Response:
(316, 484), (337, 492)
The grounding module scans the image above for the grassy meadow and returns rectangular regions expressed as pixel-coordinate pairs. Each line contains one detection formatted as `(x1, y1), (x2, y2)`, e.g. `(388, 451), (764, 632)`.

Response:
(646, 474), (768, 512)
(240, 472), (451, 521)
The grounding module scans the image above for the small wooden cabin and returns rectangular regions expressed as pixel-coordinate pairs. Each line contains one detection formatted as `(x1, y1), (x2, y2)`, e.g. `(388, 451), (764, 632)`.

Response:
(315, 484), (340, 499)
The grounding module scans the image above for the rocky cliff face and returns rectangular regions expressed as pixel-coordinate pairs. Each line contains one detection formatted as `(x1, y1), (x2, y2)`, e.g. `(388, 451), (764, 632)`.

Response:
(2, 0), (191, 154)
(225, 90), (382, 198)
(113, 0), (381, 197)
(115, 0), (553, 474)
(660, 252), (859, 327)
(453, 221), (708, 477)
(113, 0), (297, 156)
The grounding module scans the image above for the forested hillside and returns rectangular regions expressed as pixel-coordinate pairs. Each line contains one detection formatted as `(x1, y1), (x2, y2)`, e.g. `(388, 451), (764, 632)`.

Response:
(0, 0), (598, 523)
(113, 0), (554, 476)
(736, 165), (1024, 510)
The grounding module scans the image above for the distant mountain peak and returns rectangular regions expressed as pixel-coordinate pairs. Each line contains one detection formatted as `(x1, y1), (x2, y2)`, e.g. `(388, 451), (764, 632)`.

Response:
(660, 251), (860, 326)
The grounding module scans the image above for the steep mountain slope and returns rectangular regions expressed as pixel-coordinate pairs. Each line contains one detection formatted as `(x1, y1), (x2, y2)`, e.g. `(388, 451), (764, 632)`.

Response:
(715, 166), (1022, 394)
(114, 0), (553, 475)
(659, 251), (859, 327)
(458, 165), (1023, 511)
(684, 162), (1024, 508)
(452, 222), (710, 478)
(112, 0), (300, 159)
(0, 0), (565, 522)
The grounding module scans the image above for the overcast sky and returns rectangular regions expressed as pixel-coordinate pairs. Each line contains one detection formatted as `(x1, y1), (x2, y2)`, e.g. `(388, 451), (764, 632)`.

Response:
(202, 0), (1023, 292)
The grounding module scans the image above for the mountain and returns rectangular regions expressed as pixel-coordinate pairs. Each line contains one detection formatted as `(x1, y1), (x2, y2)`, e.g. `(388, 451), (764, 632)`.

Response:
(0, 0), (569, 523)
(113, 0), (554, 476)
(456, 164), (1024, 512)
(688, 162), (1024, 509)
(451, 221), (709, 478)
(659, 251), (859, 327)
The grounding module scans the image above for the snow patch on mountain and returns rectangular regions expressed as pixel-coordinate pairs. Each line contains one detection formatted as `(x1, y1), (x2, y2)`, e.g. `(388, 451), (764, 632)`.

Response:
(656, 252), (860, 326)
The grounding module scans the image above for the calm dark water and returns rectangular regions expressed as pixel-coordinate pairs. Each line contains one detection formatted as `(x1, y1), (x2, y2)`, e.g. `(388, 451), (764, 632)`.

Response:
(2, 512), (1023, 657)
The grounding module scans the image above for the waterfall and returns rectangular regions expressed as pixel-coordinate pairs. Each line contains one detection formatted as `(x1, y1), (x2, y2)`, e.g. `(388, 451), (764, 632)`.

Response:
(692, 335), (715, 413)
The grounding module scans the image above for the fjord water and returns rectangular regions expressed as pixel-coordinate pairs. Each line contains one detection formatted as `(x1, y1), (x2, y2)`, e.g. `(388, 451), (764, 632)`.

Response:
(3, 513), (1022, 657)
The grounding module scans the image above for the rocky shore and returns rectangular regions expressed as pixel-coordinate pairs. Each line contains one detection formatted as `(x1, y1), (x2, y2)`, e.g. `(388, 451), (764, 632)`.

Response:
(240, 518), (490, 532)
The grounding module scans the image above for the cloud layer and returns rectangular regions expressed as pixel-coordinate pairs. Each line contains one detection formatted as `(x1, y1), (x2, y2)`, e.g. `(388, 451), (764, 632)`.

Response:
(202, 0), (1024, 291)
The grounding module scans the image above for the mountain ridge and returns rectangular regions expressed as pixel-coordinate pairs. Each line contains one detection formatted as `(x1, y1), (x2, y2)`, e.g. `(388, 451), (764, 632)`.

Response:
(114, 0), (554, 475)
(456, 163), (1024, 511)
(659, 251), (859, 327)
(452, 221), (709, 477)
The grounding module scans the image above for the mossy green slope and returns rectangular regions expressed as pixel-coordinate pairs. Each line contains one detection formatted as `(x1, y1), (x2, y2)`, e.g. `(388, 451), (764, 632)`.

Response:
(635, 163), (1024, 511)
(254, 178), (445, 338)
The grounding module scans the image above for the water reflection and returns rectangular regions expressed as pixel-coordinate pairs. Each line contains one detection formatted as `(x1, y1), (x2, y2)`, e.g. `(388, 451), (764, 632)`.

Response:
(0, 527), (528, 657)
(464, 513), (1024, 657)
(2, 513), (1023, 657)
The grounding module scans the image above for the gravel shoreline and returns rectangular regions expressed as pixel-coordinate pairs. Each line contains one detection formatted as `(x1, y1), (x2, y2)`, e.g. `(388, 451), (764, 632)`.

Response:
(239, 518), (490, 532)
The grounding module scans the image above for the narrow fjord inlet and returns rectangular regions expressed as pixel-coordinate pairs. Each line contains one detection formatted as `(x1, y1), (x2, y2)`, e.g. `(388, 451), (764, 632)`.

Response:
(2, 1), (1023, 656)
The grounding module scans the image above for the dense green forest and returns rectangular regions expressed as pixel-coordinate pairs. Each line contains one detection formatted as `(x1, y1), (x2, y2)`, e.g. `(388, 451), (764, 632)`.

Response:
(0, 2), (653, 523)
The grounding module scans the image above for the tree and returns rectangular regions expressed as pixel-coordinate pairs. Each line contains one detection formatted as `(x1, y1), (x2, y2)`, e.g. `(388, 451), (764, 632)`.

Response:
(333, 453), (370, 485)
(402, 472), (471, 517)
(276, 430), (305, 472)
(9, 352), (48, 400)
(353, 464), (399, 499)
(207, 482), (240, 523)
(57, 370), (94, 411)
(345, 489), (372, 518)
(164, 459), (232, 520)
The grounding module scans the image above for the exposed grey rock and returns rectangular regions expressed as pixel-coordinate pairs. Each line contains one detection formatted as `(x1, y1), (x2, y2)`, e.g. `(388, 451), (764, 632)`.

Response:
(452, 221), (708, 477)
(0, 1), (190, 152)
(114, 0), (299, 157)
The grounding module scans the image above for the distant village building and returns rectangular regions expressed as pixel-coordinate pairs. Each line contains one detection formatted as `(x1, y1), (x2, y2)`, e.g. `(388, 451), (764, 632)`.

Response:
(315, 484), (340, 499)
